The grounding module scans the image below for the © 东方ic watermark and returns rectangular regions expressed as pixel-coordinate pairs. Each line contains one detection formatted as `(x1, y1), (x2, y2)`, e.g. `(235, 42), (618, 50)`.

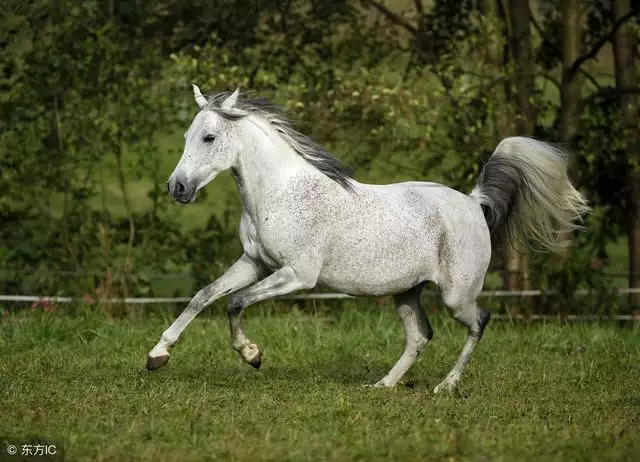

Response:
(1, 437), (63, 461)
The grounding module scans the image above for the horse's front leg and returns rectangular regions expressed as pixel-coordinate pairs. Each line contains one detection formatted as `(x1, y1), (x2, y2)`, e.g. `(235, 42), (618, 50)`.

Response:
(146, 254), (264, 370)
(227, 265), (316, 368)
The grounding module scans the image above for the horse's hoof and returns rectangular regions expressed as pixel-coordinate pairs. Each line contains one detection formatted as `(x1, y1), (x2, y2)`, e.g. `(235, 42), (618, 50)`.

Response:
(372, 379), (396, 388)
(247, 352), (262, 369)
(362, 378), (396, 388)
(146, 354), (170, 371)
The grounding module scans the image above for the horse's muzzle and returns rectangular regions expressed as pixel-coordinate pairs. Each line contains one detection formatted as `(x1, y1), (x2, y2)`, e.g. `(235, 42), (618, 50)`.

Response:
(167, 176), (196, 204)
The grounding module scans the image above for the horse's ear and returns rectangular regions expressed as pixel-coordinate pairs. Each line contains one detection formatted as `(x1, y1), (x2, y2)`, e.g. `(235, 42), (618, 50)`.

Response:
(192, 84), (208, 109)
(221, 88), (240, 109)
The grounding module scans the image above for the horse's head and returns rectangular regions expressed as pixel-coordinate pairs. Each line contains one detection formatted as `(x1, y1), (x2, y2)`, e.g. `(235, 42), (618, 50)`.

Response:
(167, 85), (247, 203)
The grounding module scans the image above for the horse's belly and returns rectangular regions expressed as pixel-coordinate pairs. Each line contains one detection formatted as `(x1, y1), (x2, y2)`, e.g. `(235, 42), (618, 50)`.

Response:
(317, 271), (430, 296)
(317, 239), (440, 296)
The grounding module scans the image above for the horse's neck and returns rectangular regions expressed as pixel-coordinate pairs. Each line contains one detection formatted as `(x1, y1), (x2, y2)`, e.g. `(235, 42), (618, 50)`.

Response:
(232, 119), (312, 219)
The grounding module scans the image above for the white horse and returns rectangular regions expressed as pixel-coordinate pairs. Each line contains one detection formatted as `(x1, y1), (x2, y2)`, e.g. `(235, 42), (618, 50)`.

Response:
(147, 86), (588, 392)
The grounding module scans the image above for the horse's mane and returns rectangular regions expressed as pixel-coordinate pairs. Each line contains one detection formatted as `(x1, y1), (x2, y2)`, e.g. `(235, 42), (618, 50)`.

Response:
(205, 91), (354, 191)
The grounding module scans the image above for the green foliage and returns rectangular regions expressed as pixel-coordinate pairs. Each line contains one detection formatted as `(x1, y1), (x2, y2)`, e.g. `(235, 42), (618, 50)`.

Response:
(0, 0), (634, 312)
(531, 207), (623, 316)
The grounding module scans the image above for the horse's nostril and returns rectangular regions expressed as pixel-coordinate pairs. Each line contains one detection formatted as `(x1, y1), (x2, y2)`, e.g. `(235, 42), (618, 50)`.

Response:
(175, 182), (186, 196)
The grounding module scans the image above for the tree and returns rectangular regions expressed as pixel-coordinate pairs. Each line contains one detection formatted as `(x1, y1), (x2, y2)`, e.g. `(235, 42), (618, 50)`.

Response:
(613, 0), (639, 309)
(501, 0), (537, 297)
(558, 0), (584, 179)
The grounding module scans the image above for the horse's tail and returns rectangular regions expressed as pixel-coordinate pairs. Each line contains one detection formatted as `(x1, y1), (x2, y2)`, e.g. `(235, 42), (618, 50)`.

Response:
(470, 136), (590, 253)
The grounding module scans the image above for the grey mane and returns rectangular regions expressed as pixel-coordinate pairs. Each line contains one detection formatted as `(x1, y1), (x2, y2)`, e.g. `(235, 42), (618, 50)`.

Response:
(205, 91), (354, 191)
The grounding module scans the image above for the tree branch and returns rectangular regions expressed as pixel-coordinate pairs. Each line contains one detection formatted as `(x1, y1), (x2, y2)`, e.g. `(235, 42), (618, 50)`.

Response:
(579, 68), (602, 90)
(529, 6), (545, 40)
(583, 86), (640, 105)
(539, 72), (562, 92)
(567, 9), (640, 78)
(360, 0), (418, 36)
(616, 87), (640, 94)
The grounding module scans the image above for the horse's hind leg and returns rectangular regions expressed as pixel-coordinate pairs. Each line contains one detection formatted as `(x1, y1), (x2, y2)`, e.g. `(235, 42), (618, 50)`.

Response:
(433, 285), (490, 394)
(372, 284), (433, 387)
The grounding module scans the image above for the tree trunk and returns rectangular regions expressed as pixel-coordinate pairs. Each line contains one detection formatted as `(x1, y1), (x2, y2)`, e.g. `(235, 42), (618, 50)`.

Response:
(487, 0), (522, 304)
(559, 0), (583, 183)
(554, 0), (584, 320)
(114, 139), (135, 307)
(613, 0), (639, 310)
(508, 0), (536, 135)
(504, 0), (534, 304)
(486, 0), (514, 138)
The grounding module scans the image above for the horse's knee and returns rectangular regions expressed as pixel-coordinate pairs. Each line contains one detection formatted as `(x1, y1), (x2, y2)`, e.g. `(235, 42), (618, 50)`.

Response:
(192, 286), (215, 308)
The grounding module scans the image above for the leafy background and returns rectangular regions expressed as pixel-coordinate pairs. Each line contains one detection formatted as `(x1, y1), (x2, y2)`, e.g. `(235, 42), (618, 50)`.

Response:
(0, 0), (638, 315)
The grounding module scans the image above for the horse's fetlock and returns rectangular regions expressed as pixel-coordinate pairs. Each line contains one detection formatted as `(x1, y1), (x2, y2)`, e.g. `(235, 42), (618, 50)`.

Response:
(231, 340), (244, 352)
(161, 332), (178, 346)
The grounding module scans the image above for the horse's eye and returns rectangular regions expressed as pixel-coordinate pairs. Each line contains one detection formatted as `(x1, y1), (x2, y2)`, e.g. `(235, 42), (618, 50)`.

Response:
(203, 134), (216, 142)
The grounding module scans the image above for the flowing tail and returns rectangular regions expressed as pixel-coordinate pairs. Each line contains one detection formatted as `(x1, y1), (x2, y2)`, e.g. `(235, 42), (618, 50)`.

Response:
(470, 136), (590, 253)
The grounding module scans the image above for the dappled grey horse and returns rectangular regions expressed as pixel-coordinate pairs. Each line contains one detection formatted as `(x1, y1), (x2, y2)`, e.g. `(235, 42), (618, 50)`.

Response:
(146, 86), (589, 392)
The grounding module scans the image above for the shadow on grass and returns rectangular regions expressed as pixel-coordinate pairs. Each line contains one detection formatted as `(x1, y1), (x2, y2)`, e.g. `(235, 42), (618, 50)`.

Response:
(137, 354), (450, 393)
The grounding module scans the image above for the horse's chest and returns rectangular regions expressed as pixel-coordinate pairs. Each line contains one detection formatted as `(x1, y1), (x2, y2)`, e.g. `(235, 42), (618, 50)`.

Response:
(239, 214), (280, 269)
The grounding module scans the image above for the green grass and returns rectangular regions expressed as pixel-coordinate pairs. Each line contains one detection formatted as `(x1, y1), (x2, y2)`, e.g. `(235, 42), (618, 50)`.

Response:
(1, 306), (639, 461)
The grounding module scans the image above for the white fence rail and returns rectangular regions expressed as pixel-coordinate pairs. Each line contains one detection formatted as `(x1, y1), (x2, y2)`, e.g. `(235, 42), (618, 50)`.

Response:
(2, 291), (638, 321)
(1, 287), (639, 304)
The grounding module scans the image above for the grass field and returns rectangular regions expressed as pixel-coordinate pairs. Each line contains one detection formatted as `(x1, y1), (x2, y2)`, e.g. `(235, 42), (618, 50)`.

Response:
(1, 306), (639, 461)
